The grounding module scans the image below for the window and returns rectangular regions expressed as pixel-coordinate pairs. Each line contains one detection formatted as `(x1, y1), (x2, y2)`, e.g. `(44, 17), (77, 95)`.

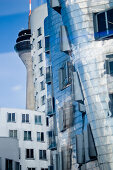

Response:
(46, 117), (49, 126)
(37, 132), (44, 142)
(39, 53), (43, 62)
(38, 40), (42, 49)
(40, 81), (45, 90)
(45, 36), (50, 53)
(105, 55), (113, 75)
(9, 130), (17, 138)
(46, 66), (52, 84)
(26, 149), (34, 159)
(35, 115), (41, 124)
(22, 114), (29, 123)
(94, 8), (113, 39)
(38, 27), (42, 36)
(28, 168), (36, 170)
(109, 94), (113, 116)
(41, 169), (48, 170)
(47, 97), (54, 116)
(15, 162), (19, 170)
(59, 61), (72, 90)
(5, 159), (12, 170)
(41, 95), (46, 105)
(24, 131), (32, 141)
(7, 113), (15, 122)
(39, 150), (47, 160)
(39, 67), (43, 76)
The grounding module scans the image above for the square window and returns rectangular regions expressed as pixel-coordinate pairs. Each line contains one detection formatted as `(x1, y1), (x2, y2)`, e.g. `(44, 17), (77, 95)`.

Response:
(24, 131), (32, 141)
(26, 149), (34, 159)
(9, 130), (17, 138)
(22, 114), (29, 123)
(7, 113), (15, 122)
(37, 132), (44, 142)
(35, 115), (41, 125)
(39, 150), (47, 160)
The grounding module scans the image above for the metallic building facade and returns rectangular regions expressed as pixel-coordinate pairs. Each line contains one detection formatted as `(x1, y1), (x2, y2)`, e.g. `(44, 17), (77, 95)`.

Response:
(45, 0), (113, 169)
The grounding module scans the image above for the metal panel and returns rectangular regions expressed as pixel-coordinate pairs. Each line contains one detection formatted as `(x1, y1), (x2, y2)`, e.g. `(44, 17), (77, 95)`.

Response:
(79, 103), (86, 113)
(72, 72), (84, 103)
(84, 130), (90, 163)
(76, 134), (85, 164)
(60, 26), (71, 53)
(87, 124), (97, 159)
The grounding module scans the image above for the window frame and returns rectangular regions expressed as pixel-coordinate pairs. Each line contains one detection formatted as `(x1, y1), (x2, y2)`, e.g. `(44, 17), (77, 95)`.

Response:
(94, 7), (113, 40)
(9, 130), (17, 139)
(24, 131), (32, 141)
(35, 115), (42, 125)
(26, 149), (34, 159)
(37, 132), (44, 142)
(22, 114), (29, 123)
(7, 113), (15, 122)
(37, 27), (42, 37)
(39, 150), (47, 160)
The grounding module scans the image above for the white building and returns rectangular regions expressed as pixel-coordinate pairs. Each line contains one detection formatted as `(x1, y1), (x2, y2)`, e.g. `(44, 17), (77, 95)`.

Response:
(30, 3), (48, 112)
(0, 108), (50, 170)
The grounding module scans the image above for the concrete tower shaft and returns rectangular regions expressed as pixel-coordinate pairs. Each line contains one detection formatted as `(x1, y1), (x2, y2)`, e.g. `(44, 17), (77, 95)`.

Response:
(15, 29), (35, 110)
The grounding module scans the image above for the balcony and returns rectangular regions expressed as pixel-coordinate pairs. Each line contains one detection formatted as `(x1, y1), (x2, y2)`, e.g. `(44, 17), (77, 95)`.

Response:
(48, 131), (57, 150)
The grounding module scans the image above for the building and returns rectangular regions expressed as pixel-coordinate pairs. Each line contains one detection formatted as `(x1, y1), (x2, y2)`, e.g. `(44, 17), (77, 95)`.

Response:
(0, 137), (20, 170)
(30, 3), (48, 112)
(0, 108), (50, 170)
(44, 0), (113, 170)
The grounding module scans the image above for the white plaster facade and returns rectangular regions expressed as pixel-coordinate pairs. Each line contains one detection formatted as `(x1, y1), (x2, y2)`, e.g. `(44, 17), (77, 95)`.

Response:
(30, 3), (48, 112)
(0, 108), (50, 170)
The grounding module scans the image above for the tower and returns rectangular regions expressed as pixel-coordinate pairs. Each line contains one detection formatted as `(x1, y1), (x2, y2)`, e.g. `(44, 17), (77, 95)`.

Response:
(14, 0), (35, 110)
(14, 29), (35, 110)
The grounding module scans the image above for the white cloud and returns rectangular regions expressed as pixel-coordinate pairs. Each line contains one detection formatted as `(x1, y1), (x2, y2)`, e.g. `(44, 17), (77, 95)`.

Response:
(11, 85), (23, 92)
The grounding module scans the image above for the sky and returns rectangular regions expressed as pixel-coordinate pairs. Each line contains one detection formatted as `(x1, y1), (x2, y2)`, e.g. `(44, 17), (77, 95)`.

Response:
(0, 0), (46, 109)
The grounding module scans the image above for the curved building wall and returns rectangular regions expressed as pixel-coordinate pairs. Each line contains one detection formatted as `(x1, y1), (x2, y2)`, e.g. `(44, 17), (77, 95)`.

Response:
(59, 0), (113, 169)
(30, 4), (48, 112)
(44, 1), (90, 169)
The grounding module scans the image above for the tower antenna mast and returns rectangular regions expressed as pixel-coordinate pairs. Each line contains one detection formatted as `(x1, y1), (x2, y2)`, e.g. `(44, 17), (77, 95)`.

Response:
(29, 0), (31, 16)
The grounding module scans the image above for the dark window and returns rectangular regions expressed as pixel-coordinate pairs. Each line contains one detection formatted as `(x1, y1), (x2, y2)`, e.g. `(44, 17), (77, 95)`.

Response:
(26, 149), (34, 159)
(109, 94), (113, 116)
(15, 162), (19, 170)
(38, 40), (42, 49)
(6, 159), (12, 170)
(28, 168), (36, 170)
(22, 114), (29, 123)
(39, 53), (43, 62)
(39, 67), (43, 76)
(7, 113), (15, 122)
(46, 66), (52, 84)
(94, 8), (113, 39)
(41, 95), (46, 105)
(59, 61), (72, 90)
(35, 115), (41, 125)
(38, 27), (42, 36)
(45, 36), (50, 53)
(40, 81), (45, 90)
(24, 131), (32, 141)
(46, 117), (49, 126)
(37, 132), (44, 142)
(39, 150), (47, 160)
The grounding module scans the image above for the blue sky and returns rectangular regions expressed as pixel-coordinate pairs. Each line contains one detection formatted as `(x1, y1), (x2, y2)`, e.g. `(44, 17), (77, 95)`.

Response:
(0, 0), (46, 109)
